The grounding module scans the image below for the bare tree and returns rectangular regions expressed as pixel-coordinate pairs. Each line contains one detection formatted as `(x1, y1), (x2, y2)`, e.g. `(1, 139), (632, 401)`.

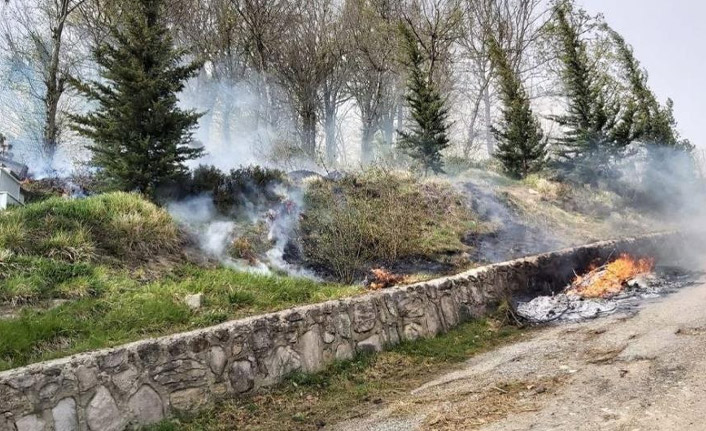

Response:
(401, 0), (462, 87)
(458, 0), (548, 157)
(1, 0), (87, 160)
(230, 0), (292, 127)
(236, 0), (340, 160)
(320, 24), (349, 166)
(343, 0), (402, 164)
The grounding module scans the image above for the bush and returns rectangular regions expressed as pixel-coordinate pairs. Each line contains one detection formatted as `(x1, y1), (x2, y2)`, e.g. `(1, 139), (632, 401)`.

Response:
(212, 165), (287, 214)
(300, 171), (475, 282)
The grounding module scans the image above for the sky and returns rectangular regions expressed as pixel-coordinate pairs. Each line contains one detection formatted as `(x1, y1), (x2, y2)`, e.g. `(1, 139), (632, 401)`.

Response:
(580, 0), (704, 147)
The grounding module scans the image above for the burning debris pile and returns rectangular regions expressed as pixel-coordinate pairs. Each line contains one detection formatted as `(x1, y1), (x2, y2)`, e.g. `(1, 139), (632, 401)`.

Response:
(516, 253), (697, 323)
(566, 254), (655, 298)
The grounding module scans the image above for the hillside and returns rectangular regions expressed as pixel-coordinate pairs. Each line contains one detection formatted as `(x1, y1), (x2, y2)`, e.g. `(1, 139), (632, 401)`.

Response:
(0, 170), (667, 371)
(0, 192), (360, 371)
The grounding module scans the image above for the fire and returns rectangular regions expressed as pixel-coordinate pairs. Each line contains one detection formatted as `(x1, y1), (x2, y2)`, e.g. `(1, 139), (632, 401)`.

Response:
(568, 253), (655, 298)
(368, 268), (406, 290)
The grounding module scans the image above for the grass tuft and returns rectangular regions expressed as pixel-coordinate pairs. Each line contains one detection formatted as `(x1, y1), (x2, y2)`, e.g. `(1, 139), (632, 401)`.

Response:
(0, 192), (181, 264)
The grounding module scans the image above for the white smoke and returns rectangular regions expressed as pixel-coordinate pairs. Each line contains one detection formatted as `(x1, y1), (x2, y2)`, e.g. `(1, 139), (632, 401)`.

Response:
(167, 184), (319, 279)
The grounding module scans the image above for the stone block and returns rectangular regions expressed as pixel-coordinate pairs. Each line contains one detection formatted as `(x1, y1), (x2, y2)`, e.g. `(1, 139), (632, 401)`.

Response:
(297, 328), (323, 372)
(209, 346), (227, 377)
(52, 397), (77, 431)
(129, 385), (163, 424)
(351, 302), (377, 333)
(86, 386), (123, 431)
(356, 334), (383, 354)
(152, 360), (208, 391)
(15, 414), (45, 431)
(169, 387), (207, 412)
(263, 346), (301, 384)
(229, 361), (254, 394)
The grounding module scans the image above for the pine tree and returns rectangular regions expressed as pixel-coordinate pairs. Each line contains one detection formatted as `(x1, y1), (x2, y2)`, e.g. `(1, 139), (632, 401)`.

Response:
(488, 37), (547, 178)
(71, 0), (203, 197)
(550, 1), (621, 180)
(397, 25), (451, 175)
(607, 26), (691, 150)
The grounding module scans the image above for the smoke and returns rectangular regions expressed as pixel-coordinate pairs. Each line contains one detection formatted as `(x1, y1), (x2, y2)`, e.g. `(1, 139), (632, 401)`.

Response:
(610, 143), (706, 214)
(178, 66), (323, 173)
(166, 181), (319, 279)
(459, 170), (564, 263)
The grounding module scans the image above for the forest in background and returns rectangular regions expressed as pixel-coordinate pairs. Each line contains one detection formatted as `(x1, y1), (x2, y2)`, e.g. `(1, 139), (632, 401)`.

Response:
(0, 0), (698, 181)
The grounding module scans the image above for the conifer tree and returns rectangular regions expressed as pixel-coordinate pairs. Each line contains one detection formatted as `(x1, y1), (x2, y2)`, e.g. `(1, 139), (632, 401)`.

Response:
(71, 0), (203, 197)
(607, 26), (691, 150)
(488, 37), (547, 178)
(397, 24), (451, 175)
(550, 1), (621, 179)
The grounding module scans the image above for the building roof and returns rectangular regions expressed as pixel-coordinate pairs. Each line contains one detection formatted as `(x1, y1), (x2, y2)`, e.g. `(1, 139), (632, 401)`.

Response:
(0, 156), (28, 181)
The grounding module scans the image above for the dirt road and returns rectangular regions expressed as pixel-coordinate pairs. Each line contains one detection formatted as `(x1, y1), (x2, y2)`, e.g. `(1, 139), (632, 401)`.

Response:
(330, 277), (706, 431)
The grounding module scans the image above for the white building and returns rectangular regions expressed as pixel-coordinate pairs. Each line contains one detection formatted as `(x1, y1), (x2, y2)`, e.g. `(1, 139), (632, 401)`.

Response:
(0, 167), (24, 210)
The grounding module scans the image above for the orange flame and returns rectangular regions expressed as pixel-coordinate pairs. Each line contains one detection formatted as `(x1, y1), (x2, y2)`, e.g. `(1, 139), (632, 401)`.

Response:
(568, 253), (655, 298)
(368, 268), (405, 290)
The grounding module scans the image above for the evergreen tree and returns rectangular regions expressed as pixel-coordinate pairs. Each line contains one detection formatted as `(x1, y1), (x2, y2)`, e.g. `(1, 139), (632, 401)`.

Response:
(488, 37), (547, 178)
(71, 0), (203, 197)
(397, 24), (451, 175)
(607, 26), (691, 150)
(550, 1), (622, 180)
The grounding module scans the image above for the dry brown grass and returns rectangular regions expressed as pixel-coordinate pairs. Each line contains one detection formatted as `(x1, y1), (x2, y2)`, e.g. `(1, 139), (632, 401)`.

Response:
(301, 170), (477, 282)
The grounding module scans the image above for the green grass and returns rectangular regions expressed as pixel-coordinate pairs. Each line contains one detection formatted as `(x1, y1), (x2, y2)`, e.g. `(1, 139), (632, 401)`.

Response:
(0, 190), (363, 371)
(0, 264), (361, 371)
(147, 319), (519, 431)
(0, 192), (180, 264)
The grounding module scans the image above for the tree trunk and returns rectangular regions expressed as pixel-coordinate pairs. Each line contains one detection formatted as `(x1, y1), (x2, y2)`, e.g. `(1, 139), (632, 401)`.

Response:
(43, 1), (69, 161)
(43, 87), (61, 160)
(395, 100), (404, 145)
(382, 112), (394, 149)
(360, 120), (375, 165)
(324, 100), (337, 166)
(465, 121), (476, 159)
(483, 86), (494, 156)
(301, 108), (317, 159)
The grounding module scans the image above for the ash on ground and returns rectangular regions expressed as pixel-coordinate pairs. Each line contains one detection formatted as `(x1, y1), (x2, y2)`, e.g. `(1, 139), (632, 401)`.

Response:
(515, 266), (699, 323)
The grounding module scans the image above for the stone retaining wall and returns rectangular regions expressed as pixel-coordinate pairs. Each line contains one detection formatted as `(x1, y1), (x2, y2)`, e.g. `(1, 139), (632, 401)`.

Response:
(0, 233), (682, 431)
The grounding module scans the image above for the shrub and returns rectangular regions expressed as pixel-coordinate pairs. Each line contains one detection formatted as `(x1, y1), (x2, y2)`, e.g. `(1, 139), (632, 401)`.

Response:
(190, 165), (224, 195)
(213, 166), (287, 214)
(300, 170), (475, 282)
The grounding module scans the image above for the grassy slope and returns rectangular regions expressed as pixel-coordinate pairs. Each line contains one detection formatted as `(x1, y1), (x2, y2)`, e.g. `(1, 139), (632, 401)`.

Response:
(0, 193), (360, 371)
(301, 171), (478, 282)
(148, 319), (520, 431)
(461, 169), (665, 244)
(0, 172), (661, 371)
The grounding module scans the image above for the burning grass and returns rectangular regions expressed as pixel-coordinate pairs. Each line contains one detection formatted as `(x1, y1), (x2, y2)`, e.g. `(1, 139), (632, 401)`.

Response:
(300, 170), (478, 282)
(147, 319), (520, 431)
